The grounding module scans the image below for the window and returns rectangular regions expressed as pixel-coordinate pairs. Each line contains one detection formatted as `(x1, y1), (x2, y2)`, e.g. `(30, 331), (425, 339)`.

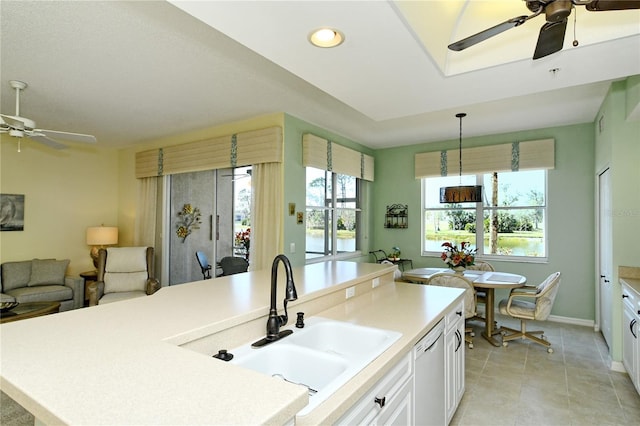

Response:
(305, 167), (361, 260)
(233, 166), (251, 258)
(422, 169), (546, 260)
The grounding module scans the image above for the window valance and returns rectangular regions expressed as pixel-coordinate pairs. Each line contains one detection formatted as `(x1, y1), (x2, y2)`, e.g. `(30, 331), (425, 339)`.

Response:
(414, 138), (554, 179)
(135, 126), (282, 178)
(302, 133), (374, 181)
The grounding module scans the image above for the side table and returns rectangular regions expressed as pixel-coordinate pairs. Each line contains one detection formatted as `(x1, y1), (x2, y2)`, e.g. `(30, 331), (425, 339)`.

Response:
(80, 270), (97, 307)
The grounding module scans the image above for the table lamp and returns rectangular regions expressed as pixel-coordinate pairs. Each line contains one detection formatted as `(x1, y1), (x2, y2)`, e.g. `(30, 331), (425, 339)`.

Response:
(86, 226), (118, 269)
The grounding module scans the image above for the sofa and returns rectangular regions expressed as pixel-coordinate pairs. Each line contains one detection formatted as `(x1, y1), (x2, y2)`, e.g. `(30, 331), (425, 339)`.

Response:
(0, 259), (83, 311)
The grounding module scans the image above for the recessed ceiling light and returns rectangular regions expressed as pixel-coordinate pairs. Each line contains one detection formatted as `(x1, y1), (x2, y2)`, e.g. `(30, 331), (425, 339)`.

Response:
(308, 28), (345, 48)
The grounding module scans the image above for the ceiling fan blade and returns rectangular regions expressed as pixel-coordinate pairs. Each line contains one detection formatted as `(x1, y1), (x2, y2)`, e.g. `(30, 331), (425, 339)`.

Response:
(533, 19), (567, 59)
(586, 0), (640, 11)
(0, 114), (26, 129)
(448, 15), (529, 51)
(27, 133), (68, 150)
(35, 129), (97, 144)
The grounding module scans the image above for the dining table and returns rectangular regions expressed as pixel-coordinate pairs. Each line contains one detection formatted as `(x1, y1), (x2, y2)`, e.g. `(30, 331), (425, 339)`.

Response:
(402, 267), (527, 346)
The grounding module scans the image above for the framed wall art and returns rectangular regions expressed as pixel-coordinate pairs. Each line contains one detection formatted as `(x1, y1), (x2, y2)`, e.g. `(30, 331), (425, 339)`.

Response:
(0, 194), (25, 231)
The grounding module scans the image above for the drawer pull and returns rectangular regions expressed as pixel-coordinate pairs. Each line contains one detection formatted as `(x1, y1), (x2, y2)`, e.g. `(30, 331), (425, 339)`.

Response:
(374, 396), (386, 408)
(456, 311), (463, 317)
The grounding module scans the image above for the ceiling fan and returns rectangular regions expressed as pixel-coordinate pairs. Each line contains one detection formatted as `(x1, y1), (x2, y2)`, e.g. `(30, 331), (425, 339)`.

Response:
(1, 80), (97, 150)
(448, 0), (640, 60)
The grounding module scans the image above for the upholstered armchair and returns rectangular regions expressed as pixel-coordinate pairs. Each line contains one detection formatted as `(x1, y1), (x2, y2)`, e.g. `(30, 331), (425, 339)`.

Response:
(88, 247), (160, 306)
(498, 271), (561, 353)
(429, 272), (476, 349)
(466, 260), (495, 323)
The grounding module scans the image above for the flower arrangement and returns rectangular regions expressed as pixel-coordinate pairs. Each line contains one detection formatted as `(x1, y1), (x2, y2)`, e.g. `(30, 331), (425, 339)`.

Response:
(176, 204), (201, 242)
(235, 228), (251, 250)
(441, 241), (476, 269)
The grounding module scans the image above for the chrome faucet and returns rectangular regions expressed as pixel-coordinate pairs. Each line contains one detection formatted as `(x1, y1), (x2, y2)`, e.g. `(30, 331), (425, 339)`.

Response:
(252, 254), (298, 347)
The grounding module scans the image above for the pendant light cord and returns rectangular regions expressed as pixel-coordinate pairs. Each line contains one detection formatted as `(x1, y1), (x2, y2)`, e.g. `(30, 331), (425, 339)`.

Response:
(456, 112), (466, 184)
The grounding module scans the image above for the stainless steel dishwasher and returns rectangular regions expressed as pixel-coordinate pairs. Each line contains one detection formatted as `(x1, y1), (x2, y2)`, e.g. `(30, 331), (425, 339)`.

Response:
(413, 319), (445, 425)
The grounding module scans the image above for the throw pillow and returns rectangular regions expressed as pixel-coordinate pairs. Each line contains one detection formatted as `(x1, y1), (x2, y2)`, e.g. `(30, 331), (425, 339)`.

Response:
(28, 259), (70, 286)
(1, 260), (32, 291)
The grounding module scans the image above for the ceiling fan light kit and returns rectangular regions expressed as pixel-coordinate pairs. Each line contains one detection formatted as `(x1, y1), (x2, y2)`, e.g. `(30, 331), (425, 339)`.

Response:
(440, 113), (483, 204)
(1, 80), (97, 151)
(448, 0), (640, 60)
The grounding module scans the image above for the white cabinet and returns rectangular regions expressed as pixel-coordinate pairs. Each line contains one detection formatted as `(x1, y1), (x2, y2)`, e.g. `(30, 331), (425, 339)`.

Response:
(444, 299), (465, 423)
(622, 283), (640, 394)
(336, 353), (413, 425)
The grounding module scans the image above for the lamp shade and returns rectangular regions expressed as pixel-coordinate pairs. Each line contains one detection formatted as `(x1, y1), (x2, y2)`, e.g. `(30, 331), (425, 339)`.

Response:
(440, 185), (483, 203)
(86, 226), (118, 246)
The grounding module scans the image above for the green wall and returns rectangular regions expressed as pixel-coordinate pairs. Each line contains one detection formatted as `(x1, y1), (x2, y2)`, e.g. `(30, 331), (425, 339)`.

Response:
(595, 78), (640, 362)
(372, 123), (596, 321)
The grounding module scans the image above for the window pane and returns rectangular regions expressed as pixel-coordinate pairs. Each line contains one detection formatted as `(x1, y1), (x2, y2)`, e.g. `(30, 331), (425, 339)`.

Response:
(305, 208), (332, 258)
(482, 209), (545, 256)
(482, 170), (545, 207)
(306, 167), (328, 207)
(336, 208), (356, 252)
(335, 174), (356, 199)
(233, 166), (252, 235)
(424, 209), (477, 252)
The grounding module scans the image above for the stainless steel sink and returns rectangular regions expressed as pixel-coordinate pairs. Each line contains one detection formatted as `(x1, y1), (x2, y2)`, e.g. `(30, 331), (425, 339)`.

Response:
(229, 317), (402, 415)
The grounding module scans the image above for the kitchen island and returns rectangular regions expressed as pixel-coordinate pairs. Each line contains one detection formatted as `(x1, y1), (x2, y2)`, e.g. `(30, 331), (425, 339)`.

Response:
(0, 261), (463, 425)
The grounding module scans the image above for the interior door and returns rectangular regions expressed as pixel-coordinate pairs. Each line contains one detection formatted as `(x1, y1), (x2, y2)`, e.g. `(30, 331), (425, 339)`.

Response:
(598, 167), (613, 348)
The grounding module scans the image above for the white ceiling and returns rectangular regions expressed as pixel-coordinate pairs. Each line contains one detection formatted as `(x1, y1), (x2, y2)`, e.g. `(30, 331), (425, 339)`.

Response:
(1, 1), (639, 150)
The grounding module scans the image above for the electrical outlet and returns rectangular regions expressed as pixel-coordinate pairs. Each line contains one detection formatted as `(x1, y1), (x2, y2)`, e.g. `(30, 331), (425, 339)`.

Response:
(372, 277), (380, 288)
(345, 286), (355, 299)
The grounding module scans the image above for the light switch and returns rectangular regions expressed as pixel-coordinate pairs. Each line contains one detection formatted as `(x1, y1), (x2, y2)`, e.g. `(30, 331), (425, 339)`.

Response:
(290, 242), (295, 253)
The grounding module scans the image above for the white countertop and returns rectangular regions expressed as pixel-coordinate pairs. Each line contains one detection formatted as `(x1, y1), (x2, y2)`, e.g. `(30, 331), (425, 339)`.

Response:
(621, 277), (640, 295)
(0, 261), (463, 425)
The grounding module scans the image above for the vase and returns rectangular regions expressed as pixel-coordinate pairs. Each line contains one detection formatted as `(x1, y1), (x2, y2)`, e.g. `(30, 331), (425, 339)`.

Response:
(452, 266), (465, 275)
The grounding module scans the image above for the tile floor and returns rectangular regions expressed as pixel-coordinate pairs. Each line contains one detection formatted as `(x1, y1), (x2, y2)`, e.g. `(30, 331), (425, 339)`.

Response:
(452, 314), (640, 425)
(2, 315), (639, 425)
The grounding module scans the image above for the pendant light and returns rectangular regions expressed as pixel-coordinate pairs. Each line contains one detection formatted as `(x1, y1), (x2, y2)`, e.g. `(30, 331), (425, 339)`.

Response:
(439, 113), (483, 203)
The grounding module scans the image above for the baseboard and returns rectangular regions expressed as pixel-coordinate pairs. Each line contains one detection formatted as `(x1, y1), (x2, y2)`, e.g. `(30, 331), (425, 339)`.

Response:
(610, 360), (626, 373)
(546, 314), (594, 328)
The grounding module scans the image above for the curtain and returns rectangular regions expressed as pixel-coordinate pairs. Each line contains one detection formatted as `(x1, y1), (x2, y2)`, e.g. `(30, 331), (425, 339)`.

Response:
(134, 177), (158, 247)
(249, 162), (283, 271)
(415, 138), (555, 179)
(302, 133), (375, 181)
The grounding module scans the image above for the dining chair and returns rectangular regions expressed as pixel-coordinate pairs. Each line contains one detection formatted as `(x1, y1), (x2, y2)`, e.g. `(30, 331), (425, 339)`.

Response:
(428, 272), (476, 349)
(195, 251), (212, 280)
(466, 261), (495, 323)
(498, 271), (561, 353)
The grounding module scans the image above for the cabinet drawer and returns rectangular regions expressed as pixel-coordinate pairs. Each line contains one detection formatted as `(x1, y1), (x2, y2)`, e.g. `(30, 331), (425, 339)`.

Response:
(445, 300), (464, 332)
(336, 352), (412, 425)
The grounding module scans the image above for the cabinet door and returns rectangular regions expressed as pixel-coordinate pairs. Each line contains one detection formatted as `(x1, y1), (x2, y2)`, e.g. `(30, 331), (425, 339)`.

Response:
(454, 318), (465, 407)
(622, 303), (636, 381)
(444, 326), (459, 422)
(374, 377), (413, 426)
